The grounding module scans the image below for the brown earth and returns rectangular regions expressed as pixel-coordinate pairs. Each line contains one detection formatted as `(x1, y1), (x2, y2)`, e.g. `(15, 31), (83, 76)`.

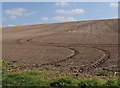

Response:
(2, 19), (119, 75)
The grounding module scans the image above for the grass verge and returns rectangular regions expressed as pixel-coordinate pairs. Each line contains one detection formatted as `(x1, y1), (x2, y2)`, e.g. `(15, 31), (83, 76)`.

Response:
(1, 60), (120, 88)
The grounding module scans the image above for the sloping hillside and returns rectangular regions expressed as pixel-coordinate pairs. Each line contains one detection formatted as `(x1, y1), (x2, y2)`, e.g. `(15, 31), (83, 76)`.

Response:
(3, 19), (119, 75)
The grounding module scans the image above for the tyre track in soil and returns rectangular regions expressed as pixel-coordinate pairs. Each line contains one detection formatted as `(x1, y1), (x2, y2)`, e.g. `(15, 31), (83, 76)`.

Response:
(15, 38), (79, 67)
(14, 19), (117, 73)
(70, 47), (111, 73)
(15, 37), (114, 73)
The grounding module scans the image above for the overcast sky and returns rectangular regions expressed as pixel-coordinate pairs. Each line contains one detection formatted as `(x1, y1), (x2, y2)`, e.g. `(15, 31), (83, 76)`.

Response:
(1, 2), (118, 27)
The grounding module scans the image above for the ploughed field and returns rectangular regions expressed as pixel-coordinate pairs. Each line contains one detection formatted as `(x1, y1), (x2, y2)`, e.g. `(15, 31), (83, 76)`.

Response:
(3, 19), (119, 75)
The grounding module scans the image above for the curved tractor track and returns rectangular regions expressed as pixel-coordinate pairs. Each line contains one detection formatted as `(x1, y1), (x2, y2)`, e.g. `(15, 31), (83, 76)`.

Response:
(15, 37), (113, 73)
(3, 19), (118, 74)
(16, 37), (79, 67)
(70, 47), (110, 73)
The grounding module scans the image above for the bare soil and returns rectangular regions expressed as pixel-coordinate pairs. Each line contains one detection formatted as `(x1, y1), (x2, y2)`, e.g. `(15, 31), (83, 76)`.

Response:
(2, 19), (119, 75)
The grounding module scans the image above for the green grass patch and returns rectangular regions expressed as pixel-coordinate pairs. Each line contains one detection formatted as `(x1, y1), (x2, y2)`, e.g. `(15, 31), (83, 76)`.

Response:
(2, 72), (47, 86)
(98, 70), (111, 76)
(2, 60), (120, 87)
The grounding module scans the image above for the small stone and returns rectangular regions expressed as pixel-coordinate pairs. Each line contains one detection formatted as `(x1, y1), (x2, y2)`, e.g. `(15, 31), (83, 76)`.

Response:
(11, 60), (16, 63)
(75, 73), (79, 76)
(55, 64), (61, 67)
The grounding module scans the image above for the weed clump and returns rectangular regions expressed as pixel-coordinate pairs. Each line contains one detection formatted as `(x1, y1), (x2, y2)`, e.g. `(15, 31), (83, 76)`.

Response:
(104, 79), (119, 88)
(50, 78), (72, 87)
(78, 78), (103, 88)
(98, 70), (110, 76)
